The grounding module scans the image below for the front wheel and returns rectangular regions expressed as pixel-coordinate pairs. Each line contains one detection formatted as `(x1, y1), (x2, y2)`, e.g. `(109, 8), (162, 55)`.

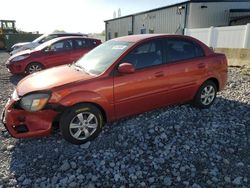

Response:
(193, 80), (217, 109)
(25, 62), (44, 74)
(60, 104), (104, 145)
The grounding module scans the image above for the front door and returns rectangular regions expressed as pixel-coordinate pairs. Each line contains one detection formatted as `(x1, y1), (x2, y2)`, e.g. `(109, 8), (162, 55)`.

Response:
(43, 39), (74, 68)
(114, 39), (167, 119)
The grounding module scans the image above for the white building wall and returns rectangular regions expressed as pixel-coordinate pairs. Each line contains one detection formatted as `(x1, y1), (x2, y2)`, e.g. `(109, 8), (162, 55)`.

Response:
(187, 2), (250, 28)
(133, 4), (187, 35)
(106, 16), (133, 39)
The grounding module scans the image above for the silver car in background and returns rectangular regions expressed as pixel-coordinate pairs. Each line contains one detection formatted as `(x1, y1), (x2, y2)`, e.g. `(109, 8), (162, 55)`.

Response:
(10, 32), (88, 55)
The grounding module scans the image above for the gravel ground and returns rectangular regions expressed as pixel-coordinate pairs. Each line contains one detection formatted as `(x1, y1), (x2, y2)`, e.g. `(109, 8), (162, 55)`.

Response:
(0, 52), (249, 187)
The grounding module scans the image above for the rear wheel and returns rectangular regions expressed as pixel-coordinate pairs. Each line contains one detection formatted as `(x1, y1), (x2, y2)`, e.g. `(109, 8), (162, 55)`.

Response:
(25, 62), (44, 74)
(193, 80), (217, 109)
(60, 104), (104, 145)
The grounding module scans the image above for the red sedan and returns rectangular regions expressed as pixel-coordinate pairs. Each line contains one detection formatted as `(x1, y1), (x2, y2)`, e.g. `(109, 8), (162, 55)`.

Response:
(5, 36), (101, 74)
(1, 34), (228, 144)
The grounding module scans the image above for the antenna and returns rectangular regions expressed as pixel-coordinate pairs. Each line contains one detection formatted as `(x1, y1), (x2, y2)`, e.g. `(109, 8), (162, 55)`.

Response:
(118, 8), (121, 17)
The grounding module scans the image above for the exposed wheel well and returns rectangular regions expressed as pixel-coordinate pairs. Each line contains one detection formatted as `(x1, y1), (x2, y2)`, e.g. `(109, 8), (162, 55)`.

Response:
(206, 78), (219, 91)
(52, 102), (107, 129)
(25, 62), (45, 69)
(67, 102), (107, 123)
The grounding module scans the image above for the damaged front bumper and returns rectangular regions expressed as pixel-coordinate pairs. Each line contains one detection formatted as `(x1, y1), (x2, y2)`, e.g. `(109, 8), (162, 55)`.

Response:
(1, 98), (59, 138)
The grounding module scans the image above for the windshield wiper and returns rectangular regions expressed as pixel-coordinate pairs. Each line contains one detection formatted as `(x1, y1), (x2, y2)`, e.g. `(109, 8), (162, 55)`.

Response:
(73, 63), (90, 74)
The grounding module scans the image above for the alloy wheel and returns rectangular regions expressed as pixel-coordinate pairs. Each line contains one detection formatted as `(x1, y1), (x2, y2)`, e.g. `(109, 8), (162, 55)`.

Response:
(69, 112), (98, 140)
(28, 64), (42, 73)
(200, 85), (215, 106)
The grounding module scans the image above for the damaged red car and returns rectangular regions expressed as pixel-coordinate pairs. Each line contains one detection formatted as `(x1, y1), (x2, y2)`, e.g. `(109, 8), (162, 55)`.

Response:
(1, 34), (228, 144)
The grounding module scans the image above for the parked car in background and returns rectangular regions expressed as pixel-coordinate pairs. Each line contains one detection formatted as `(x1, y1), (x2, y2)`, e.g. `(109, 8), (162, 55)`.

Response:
(10, 32), (88, 55)
(6, 36), (101, 74)
(1, 34), (228, 144)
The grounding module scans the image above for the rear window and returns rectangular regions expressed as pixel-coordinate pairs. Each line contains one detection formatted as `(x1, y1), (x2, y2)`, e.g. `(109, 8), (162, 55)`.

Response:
(165, 39), (204, 63)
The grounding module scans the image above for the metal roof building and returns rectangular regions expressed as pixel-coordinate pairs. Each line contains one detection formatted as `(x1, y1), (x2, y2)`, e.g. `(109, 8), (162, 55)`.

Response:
(104, 0), (250, 40)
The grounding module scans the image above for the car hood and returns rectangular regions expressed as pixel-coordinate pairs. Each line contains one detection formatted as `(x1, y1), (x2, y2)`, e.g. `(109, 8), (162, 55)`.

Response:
(16, 65), (95, 96)
(10, 42), (39, 55)
(9, 49), (33, 61)
(12, 42), (30, 48)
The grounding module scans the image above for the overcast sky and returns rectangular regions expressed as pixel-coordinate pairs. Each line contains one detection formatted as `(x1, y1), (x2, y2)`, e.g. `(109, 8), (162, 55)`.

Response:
(1, 0), (184, 34)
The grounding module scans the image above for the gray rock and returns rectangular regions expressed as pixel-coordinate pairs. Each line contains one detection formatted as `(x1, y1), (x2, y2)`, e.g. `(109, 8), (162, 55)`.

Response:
(160, 133), (167, 139)
(224, 176), (231, 183)
(70, 162), (77, 169)
(109, 162), (115, 167)
(60, 161), (70, 171)
(140, 182), (146, 186)
(148, 177), (155, 184)
(87, 182), (95, 188)
(223, 159), (230, 165)
(22, 178), (32, 185)
(100, 160), (105, 166)
(149, 129), (154, 134)
(163, 176), (172, 186)
(236, 162), (244, 167)
(192, 183), (201, 188)
(69, 182), (77, 187)
(51, 176), (58, 185)
(232, 177), (243, 185)
(80, 141), (91, 149)
(59, 177), (68, 185)
(91, 175), (98, 182)
(77, 175), (85, 180)
(114, 174), (120, 182)
(180, 166), (186, 172)
(17, 175), (25, 182)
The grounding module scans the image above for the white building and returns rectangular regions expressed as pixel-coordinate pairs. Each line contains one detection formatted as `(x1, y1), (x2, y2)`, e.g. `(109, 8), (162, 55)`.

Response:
(104, 0), (250, 40)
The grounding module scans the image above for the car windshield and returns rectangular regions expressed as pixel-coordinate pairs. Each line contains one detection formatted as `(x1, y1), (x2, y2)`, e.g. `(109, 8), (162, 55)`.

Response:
(33, 40), (54, 51)
(32, 34), (48, 43)
(75, 40), (133, 75)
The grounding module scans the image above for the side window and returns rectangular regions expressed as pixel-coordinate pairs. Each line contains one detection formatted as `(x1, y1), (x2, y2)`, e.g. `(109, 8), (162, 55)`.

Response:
(87, 39), (98, 48)
(121, 40), (163, 69)
(74, 39), (87, 49)
(165, 39), (204, 63)
(50, 39), (73, 52)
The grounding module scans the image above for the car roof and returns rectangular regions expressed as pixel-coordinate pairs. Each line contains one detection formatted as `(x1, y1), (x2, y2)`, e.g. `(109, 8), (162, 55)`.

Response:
(45, 36), (99, 45)
(34, 36), (100, 51)
(50, 32), (88, 36)
(112, 34), (194, 43)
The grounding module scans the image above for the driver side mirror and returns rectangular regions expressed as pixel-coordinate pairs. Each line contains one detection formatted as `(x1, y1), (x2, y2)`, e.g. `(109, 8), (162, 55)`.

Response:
(44, 45), (54, 52)
(118, 63), (135, 74)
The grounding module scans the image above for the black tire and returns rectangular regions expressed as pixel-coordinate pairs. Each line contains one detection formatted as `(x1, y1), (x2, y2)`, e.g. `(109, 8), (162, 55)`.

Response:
(25, 62), (44, 74)
(60, 104), (104, 145)
(193, 80), (217, 109)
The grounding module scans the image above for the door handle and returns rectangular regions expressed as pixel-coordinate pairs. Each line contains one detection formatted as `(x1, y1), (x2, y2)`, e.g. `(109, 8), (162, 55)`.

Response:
(154, 71), (164, 78)
(198, 63), (205, 69)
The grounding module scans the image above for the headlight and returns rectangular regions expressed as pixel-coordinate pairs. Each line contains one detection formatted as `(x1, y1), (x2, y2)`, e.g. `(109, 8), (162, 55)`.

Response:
(20, 93), (50, 112)
(11, 55), (29, 62)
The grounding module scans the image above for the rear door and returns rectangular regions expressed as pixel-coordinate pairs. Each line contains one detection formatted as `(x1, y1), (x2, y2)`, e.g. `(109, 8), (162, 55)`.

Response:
(42, 39), (74, 68)
(162, 38), (207, 103)
(72, 38), (92, 61)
